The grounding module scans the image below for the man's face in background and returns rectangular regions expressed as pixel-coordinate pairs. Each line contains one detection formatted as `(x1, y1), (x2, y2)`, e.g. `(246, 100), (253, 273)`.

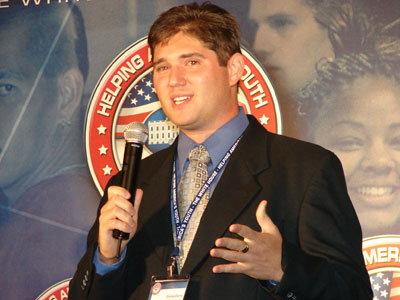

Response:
(250, 0), (334, 98)
(0, 23), (61, 194)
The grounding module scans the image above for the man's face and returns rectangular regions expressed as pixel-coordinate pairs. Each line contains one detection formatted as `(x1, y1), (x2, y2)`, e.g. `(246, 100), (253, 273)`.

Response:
(152, 32), (239, 140)
(312, 75), (400, 235)
(0, 24), (60, 191)
(250, 0), (334, 97)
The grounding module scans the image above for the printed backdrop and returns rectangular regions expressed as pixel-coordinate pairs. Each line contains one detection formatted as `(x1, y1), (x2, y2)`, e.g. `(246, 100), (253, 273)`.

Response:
(0, 0), (399, 299)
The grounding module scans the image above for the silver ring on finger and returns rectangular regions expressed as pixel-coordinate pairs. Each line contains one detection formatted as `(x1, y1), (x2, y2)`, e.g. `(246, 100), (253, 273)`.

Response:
(241, 243), (249, 253)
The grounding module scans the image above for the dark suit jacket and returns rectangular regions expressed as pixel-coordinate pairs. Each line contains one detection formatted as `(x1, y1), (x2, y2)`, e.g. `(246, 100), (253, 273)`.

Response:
(69, 116), (372, 300)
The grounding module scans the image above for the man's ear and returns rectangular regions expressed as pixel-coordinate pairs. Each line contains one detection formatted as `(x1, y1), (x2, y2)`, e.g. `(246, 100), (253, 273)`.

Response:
(57, 68), (84, 122)
(227, 53), (245, 87)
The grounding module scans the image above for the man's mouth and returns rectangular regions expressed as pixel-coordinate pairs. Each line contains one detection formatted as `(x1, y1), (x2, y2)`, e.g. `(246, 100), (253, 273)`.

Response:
(264, 64), (279, 72)
(173, 96), (192, 105)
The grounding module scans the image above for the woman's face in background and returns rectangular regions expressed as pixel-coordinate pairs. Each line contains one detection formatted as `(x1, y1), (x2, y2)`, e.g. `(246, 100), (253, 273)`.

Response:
(312, 75), (400, 236)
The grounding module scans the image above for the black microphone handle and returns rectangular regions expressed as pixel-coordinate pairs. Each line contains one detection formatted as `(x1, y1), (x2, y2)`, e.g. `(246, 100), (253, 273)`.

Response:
(112, 142), (143, 240)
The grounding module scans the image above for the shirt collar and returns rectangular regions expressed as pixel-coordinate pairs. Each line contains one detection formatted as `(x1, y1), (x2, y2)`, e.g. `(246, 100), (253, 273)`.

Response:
(176, 107), (249, 175)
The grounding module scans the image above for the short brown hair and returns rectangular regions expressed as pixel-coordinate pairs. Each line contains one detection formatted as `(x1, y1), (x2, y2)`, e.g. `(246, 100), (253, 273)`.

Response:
(148, 2), (241, 66)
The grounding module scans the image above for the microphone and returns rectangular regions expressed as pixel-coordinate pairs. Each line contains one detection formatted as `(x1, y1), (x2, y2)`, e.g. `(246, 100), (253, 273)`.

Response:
(112, 121), (148, 242)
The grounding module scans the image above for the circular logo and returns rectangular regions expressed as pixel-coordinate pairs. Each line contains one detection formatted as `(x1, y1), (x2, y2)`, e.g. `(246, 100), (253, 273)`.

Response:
(363, 235), (400, 298)
(35, 278), (70, 300)
(152, 282), (162, 295)
(85, 37), (281, 194)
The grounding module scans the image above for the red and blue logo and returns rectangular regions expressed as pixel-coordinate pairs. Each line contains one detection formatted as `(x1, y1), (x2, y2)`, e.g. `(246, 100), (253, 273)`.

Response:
(363, 235), (400, 299)
(85, 37), (281, 194)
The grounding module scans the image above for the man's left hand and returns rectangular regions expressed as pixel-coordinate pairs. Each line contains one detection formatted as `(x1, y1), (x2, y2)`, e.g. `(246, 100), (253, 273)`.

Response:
(210, 200), (284, 282)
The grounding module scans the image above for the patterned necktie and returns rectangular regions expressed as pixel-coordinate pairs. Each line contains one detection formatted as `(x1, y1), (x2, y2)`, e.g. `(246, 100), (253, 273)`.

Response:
(177, 145), (211, 270)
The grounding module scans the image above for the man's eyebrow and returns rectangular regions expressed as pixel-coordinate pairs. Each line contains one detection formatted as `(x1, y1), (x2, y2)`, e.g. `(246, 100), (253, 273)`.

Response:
(265, 13), (294, 23)
(152, 58), (166, 67)
(0, 69), (24, 80)
(180, 52), (206, 60)
(153, 52), (206, 66)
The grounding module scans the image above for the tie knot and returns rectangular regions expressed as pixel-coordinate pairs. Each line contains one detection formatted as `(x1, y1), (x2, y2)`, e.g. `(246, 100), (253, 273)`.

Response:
(188, 145), (210, 165)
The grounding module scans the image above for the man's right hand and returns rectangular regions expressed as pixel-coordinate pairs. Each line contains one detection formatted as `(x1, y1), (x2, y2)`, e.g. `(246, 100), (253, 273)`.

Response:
(98, 186), (143, 264)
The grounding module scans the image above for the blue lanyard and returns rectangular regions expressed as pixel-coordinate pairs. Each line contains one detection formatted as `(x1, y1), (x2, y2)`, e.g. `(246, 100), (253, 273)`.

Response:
(171, 136), (242, 258)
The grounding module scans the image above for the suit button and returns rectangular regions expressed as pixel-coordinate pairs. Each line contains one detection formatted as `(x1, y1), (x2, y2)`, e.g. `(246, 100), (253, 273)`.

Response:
(286, 292), (297, 299)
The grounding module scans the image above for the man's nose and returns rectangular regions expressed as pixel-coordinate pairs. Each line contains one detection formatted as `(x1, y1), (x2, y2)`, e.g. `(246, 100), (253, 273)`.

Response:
(253, 23), (277, 57)
(168, 66), (186, 87)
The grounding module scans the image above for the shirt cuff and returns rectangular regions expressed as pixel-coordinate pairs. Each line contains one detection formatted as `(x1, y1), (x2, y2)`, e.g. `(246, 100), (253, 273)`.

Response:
(93, 246), (126, 275)
(259, 279), (279, 292)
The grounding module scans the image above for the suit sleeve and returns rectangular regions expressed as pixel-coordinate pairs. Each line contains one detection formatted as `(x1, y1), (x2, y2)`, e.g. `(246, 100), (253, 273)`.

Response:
(273, 153), (372, 299)
(68, 173), (129, 300)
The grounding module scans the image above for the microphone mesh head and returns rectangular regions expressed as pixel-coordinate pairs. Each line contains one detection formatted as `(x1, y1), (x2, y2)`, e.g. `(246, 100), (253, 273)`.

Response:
(124, 122), (148, 144)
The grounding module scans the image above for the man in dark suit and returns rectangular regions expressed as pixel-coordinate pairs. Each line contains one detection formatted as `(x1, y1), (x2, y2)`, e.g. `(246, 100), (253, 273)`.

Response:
(69, 3), (372, 299)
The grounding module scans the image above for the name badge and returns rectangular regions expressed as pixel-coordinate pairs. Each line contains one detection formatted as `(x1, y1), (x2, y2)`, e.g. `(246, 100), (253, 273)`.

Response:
(148, 275), (190, 300)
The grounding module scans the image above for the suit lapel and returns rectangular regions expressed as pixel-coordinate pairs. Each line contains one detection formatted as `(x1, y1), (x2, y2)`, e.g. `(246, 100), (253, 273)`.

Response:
(138, 143), (177, 263)
(181, 117), (271, 274)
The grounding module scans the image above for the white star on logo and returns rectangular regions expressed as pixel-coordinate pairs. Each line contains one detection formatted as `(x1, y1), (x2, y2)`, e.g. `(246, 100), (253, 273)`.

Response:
(99, 145), (108, 155)
(97, 124), (107, 135)
(145, 94), (151, 101)
(259, 114), (269, 125)
(373, 283), (381, 291)
(380, 289), (388, 297)
(131, 98), (138, 105)
(146, 80), (152, 87)
(103, 165), (112, 175)
(383, 277), (390, 285)
(138, 89), (144, 96)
